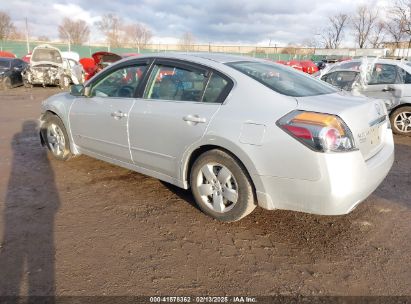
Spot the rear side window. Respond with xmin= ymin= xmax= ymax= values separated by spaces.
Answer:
xmin=203 ymin=73 xmax=229 ymax=103
xmin=228 ymin=61 xmax=337 ymax=97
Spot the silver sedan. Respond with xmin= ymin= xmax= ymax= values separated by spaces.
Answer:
xmin=39 ymin=53 xmax=394 ymax=221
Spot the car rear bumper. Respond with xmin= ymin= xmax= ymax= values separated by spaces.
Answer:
xmin=255 ymin=129 xmax=394 ymax=215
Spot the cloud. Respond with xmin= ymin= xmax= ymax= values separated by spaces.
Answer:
xmin=1 ymin=0 xmax=392 ymax=45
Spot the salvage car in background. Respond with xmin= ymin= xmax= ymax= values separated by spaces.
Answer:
xmin=62 ymin=51 xmax=85 ymax=85
xmin=0 ymin=57 xmax=27 ymax=89
xmin=276 ymin=60 xmax=319 ymax=74
xmin=0 ymin=51 xmax=16 ymax=58
xmin=39 ymin=53 xmax=394 ymax=222
xmin=80 ymin=51 xmax=122 ymax=81
xmin=22 ymin=44 xmax=73 ymax=89
xmin=319 ymin=58 xmax=411 ymax=136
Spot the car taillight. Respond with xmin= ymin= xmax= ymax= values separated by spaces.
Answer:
xmin=277 ymin=110 xmax=357 ymax=152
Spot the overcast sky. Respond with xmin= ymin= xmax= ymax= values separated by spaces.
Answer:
xmin=1 ymin=0 xmax=391 ymax=46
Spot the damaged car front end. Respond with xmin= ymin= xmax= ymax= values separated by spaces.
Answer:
xmin=22 ymin=44 xmax=71 ymax=89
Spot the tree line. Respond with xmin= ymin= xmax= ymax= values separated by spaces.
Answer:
xmin=313 ymin=0 xmax=411 ymax=49
xmin=0 ymin=12 xmax=155 ymax=52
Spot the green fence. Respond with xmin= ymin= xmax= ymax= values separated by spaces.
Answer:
xmin=0 ymin=40 xmax=327 ymax=62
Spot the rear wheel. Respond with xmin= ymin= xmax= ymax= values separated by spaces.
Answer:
xmin=42 ymin=114 xmax=73 ymax=161
xmin=390 ymin=106 xmax=411 ymax=136
xmin=190 ymin=149 xmax=256 ymax=222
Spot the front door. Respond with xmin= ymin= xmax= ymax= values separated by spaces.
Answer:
xmin=69 ymin=63 xmax=148 ymax=163
xmin=128 ymin=61 xmax=232 ymax=179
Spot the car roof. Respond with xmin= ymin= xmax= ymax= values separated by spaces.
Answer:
xmin=325 ymin=69 xmax=360 ymax=73
xmin=120 ymin=52 xmax=260 ymax=65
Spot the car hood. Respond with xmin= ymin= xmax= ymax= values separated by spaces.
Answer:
xmin=295 ymin=92 xmax=389 ymax=160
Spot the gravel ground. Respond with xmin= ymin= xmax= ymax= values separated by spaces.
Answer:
xmin=0 ymin=87 xmax=410 ymax=297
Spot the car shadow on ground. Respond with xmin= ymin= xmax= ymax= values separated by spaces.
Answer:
xmin=0 ymin=120 xmax=59 ymax=300
xmin=160 ymin=181 xmax=200 ymax=210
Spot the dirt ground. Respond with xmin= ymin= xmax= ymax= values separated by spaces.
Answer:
xmin=0 ymin=86 xmax=410 ymax=297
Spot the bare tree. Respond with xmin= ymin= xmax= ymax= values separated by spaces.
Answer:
xmin=351 ymin=6 xmax=379 ymax=48
xmin=368 ymin=21 xmax=386 ymax=48
xmin=96 ymin=14 xmax=122 ymax=48
xmin=321 ymin=13 xmax=349 ymax=49
xmin=385 ymin=0 xmax=411 ymax=49
xmin=58 ymin=18 xmax=90 ymax=45
xmin=123 ymin=23 xmax=152 ymax=52
xmin=179 ymin=32 xmax=195 ymax=51
xmin=0 ymin=11 xmax=15 ymax=42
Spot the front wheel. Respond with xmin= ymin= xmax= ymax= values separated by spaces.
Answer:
xmin=42 ymin=114 xmax=73 ymax=160
xmin=3 ymin=77 xmax=12 ymax=89
xmin=390 ymin=106 xmax=411 ymax=136
xmin=190 ymin=149 xmax=256 ymax=222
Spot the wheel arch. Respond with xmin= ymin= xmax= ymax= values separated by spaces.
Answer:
xmin=389 ymin=102 xmax=411 ymax=115
xmin=182 ymin=142 xmax=263 ymax=205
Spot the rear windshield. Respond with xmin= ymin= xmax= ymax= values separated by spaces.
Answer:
xmin=227 ymin=61 xmax=337 ymax=97
xmin=0 ymin=60 xmax=11 ymax=68
xmin=31 ymin=48 xmax=62 ymax=64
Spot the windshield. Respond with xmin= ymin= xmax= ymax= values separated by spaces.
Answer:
xmin=0 ymin=60 xmax=11 ymax=69
xmin=227 ymin=61 xmax=337 ymax=97
xmin=31 ymin=48 xmax=62 ymax=64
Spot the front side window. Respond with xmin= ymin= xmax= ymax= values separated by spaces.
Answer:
xmin=145 ymin=64 xmax=207 ymax=102
xmin=90 ymin=64 xmax=147 ymax=98
xmin=228 ymin=61 xmax=337 ymax=97
xmin=0 ymin=60 xmax=11 ymax=68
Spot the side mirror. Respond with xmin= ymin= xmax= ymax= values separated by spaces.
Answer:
xmin=70 ymin=84 xmax=85 ymax=96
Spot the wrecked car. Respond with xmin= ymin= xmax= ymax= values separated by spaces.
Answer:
xmin=79 ymin=51 xmax=122 ymax=81
xmin=22 ymin=44 xmax=72 ymax=89
xmin=319 ymin=58 xmax=411 ymax=136
xmin=62 ymin=52 xmax=85 ymax=85
xmin=0 ymin=57 xmax=27 ymax=89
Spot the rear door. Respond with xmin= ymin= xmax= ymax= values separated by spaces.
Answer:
xmin=128 ymin=59 xmax=233 ymax=178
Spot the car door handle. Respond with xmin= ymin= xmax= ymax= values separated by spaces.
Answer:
xmin=111 ymin=111 xmax=128 ymax=119
xmin=183 ymin=115 xmax=207 ymax=124
xmin=382 ymin=87 xmax=395 ymax=92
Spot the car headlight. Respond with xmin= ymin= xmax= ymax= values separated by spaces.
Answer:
xmin=277 ymin=110 xmax=357 ymax=153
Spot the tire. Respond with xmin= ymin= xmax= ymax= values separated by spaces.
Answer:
xmin=60 ymin=75 xmax=71 ymax=90
xmin=190 ymin=149 xmax=256 ymax=222
xmin=390 ymin=106 xmax=411 ymax=136
xmin=3 ymin=77 xmax=12 ymax=89
xmin=41 ymin=114 xmax=73 ymax=161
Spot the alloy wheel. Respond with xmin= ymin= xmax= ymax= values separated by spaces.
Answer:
xmin=196 ymin=162 xmax=239 ymax=213
xmin=46 ymin=123 xmax=66 ymax=157
xmin=394 ymin=111 xmax=411 ymax=133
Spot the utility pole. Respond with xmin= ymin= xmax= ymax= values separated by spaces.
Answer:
xmin=25 ymin=17 xmax=30 ymax=53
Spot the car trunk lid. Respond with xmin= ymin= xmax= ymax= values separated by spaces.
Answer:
xmin=296 ymin=92 xmax=388 ymax=160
